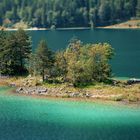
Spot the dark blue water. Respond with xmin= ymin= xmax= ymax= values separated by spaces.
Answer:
xmin=30 ymin=29 xmax=140 ymax=78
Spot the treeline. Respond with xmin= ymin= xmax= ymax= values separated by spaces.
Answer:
xmin=0 ymin=29 xmax=114 ymax=86
xmin=0 ymin=0 xmax=140 ymax=28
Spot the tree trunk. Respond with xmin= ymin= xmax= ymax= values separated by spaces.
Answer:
xmin=42 ymin=69 xmax=45 ymax=82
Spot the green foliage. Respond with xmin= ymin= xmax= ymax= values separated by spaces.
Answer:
xmin=28 ymin=53 xmax=38 ymax=76
xmin=29 ymin=40 xmax=54 ymax=81
xmin=55 ymin=51 xmax=67 ymax=78
xmin=0 ymin=0 xmax=139 ymax=28
xmin=1 ymin=30 xmax=114 ymax=86
xmin=0 ymin=29 xmax=31 ymax=75
xmin=55 ymin=38 xmax=114 ymax=86
xmin=28 ymin=38 xmax=114 ymax=86
xmin=0 ymin=27 xmax=114 ymax=86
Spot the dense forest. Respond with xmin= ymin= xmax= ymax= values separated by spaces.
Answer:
xmin=0 ymin=0 xmax=140 ymax=28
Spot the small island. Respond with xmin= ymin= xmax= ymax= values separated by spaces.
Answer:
xmin=0 ymin=29 xmax=140 ymax=104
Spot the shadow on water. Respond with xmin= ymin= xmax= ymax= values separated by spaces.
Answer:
xmin=0 ymin=120 xmax=140 ymax=140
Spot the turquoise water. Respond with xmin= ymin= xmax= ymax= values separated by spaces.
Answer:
xmin=0 ymin=87 xmax=140 ymax=140
xmin=30 ymin=29 xmax=140 ymax=78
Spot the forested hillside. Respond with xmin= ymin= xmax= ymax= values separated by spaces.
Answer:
xmin=0 ymin=0 xmax=140 ymax=28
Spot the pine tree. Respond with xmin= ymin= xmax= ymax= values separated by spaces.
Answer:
xmin=35 ymin=40 xmax=54 ymax=81
xmin=14 ymin=29 xmax=32 ymax=73
xmin=0 ymin=29 xmax=31 ymax=75
xmin=0 ymin=31 xmax=7 ymax=75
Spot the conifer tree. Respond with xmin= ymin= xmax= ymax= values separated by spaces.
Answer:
xmin=34 ymin=40 xmax=54 ymax=81
xmin=0 ymin=29 xmax=31 ymax=75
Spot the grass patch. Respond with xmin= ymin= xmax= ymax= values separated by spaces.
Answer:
xmin=112 ymin=95 xmax=125 ymax=101
xmin=127 ymin=94 xmax=139 ymax=102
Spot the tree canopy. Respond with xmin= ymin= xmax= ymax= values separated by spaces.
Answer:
xmin=55 ymin=38 xmax=114 ymax=86
xmin=0 ymin=29 xmax=114 ymax=86
xmin=29 ymin=40 xmax=54 ymax=81
xmin=0 ymin=0 xmax=139 ymax=28
xmin=0 ymin=29 xmax=31 ymax=75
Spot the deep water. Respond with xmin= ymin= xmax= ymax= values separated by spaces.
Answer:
xmin=0 ymin=87 xmax=140 ymax=140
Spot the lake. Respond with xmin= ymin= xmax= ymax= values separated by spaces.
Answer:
xmin=30 ymin=29 xmax=140 ymax=78
xmin=0 ymin=87 xmax=140 ymax=140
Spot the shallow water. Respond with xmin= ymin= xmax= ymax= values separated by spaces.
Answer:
xmin=0 ymin=87 xmax=140 ymax=140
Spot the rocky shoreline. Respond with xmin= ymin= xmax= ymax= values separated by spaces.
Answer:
xmin=16 ymin=85 xmax=124 ymax=100
xmin=1 ymin=76 xmax=140 ymax=103
xmin=16 ymin=86 xmax=92 ymax=98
